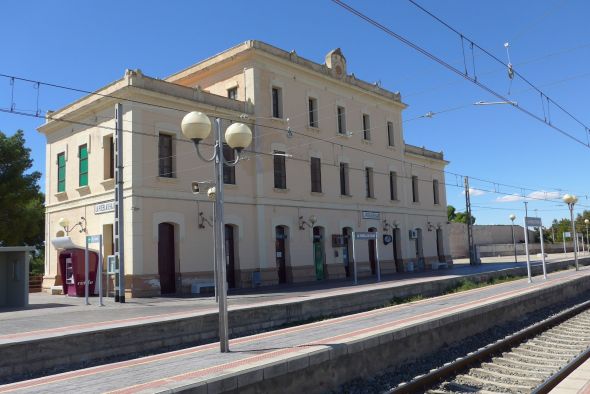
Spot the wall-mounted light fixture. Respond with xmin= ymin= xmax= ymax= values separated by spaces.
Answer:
xmin=298 ymin=215 xmax=317 ymax=230
xmin=58 ymin=216 xmax=87 ymax=235
xmin=427 ymin=222 xmax=435 ymax=232
xmin=198 ymin=212 xmax=213 ymax=229
xmin=383 ymin=219 xmax=391 ymax=232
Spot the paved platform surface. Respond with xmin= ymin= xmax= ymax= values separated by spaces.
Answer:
xmin=0 ymin=252 xmax=580 ymax=344
xmin=1 ymin=260 xmax=590 ymax=393
xmin=550 ymin=357 xmax=590 ymax=393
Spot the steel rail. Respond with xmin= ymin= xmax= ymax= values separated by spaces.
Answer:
xmin=388 ymin=299 xmax=590 ymax=394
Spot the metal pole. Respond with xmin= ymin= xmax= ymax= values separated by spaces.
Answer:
xmin=587 ymin=224 xmax=589 ymax=255
xmin=375 ymin=232 xmax=381 ymax=282
xmin=98 ymin=235 xmax=104 ymax=306
xmin=569 ymin=205 xmax=579 ymax=271
xmin=523 ymin=202 xmax=532 ymax=283
xmin=214 ymin=118 xmax=229 ymax=352
xmin=85 ymin=236 xmax=90 ymax=305
xmin=539 ymin=226 xmax=547 ymax=280
xmin=563 ymin=232 xmax=566 ymax=254
xmin=115 ymin=103 xmax=125 ymax=303
xmin=352 ymin=231 xmax=357 ymax=285
xmin=511 ymin=221 xmax=517 ymax=263
xmin=464 ymin=177 xmax=476 ymax=265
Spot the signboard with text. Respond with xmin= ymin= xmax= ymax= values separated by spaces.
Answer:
xmin=355 ymin=232 xmax=377 ymax=240
xmin=95 ymin=201 xmax=115 ymax=215
xmin=362 ymin=211 xmax=380 ymax=220
xmin=525 ymin=217 xmax=542 ymax=227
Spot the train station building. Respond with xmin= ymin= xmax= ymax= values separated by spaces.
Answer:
xmin=39 ymin=40 xmax=451 ymax=297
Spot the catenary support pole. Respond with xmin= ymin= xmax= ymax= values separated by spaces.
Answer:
xmin=115 ymin=103 xmax=125 ymax=302
xmin=524 ymin=202 xmax=532 ymax=283
xmin=375 ymin=232 xmax=381 ymax=282
xmin=352 ymin=231 xmax=357 ymax=285
xmin=539 ymin=226 xmax=547 ymax=280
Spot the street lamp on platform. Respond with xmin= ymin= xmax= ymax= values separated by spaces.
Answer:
xmin=563 ymin=194 xmax=579 ymax=271
xmin=585 ymin=219 xmax=590 ymax=255
xmin=509 ymin=214 xmax=517 ymax=263
xmin=181 ymin=111 xmax=252 ymax=353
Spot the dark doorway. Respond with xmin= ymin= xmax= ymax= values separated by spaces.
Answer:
xmin=276 ymin=226 xmax=288 ymax=284
xmin=392 ymin=228 xmax=403 ymax=273
xmin=342 ymin=227 xmax=353 ymax=277
xmin=368 ymin=227 xmax=377 ymax=275
xmin=313 ymin=226 xmax=325 ymax=280
xmin=415 ymin=228 xmax=424 ymax=270
xmin=225 ymin=225 xmax=236 ymax=289
xmin=436 ymin=228 xmax=445 ymax=262
xmin=158 ymin=223 xmax=176 ymax=294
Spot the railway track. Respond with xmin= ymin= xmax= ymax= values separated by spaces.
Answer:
xmin=390 ymin=300 xmax=590 ymax=394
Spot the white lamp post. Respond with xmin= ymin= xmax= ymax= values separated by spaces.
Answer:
xmin=181 ymin=111 xmax=252 ymax=353
xmin=585 ymin=219 xmax=589 ymax=255
xmin=509 ymin=214 xmax=517 ymax=263
xmin=563 ymin=194 xmax=579 ymax=271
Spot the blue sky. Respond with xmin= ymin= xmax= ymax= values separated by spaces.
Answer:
xmin=1 ymin=0 xmax=589 ymax=225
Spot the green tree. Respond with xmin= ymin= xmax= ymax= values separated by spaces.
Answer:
xmin=447 ymin=205 xmax=475 ymax=224
xmin=447 ymin=205 xmax=456 ymax=221
xmin=0 ymin=130 xmax=45 ymax=250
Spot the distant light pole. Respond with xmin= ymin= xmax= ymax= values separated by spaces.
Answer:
xmin=181 ymin=111 xmax=253 ymax=353
xmin=563 ymin=194 xmax=579 ymax=271
xmin=586 ymin=219 xmax=590 ymax=255
xmin=509 ymin=214 xmax=517 ymax=263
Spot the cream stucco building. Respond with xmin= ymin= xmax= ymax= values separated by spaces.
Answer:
xmin=40 ymin=40 xmax=451 ymax=297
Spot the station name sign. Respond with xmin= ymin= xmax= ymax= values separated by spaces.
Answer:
xmin=524 ymin=217 xmax=542 ymax=227
xmin=95 ymin=200 xmax=115 ymax=215
xmin=362 ymin=211 xmax=380 ymax=220
xmin=355 ymin=231 xmax=377 ymax=240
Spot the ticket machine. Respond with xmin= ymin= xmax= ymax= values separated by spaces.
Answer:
xmin=58 ymin=248 xmax=98 ymax=297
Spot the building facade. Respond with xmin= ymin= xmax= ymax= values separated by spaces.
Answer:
xmin=40 ymin=41 xmax=451 ymax=297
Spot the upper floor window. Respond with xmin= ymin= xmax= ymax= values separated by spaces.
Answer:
xmin=433 ymin=179 xmax=440 ymax=205
xmin=365 ymin=167 xmax=374 ymax=198
xmin=274 ymin=151 xmax=286 ymax=189
xmin=57 ymin=152 xmax=66 ymax=193
xmin=339 ymin=162 xmax=350 ymax=195
xmin=310 ymin=157 xmax=322 ymax=193
xmin=103 ymin=135 xmax=114 ymax=180
xmin=272 ymin=87 xmax=283 ymax=118
xmin=223 ymin=143 xmax=236 ymax=184
xmin=227 ymin=87 xmax=238 ymax=100
xmin=337 ymin=106 xmax=346 ymax=134
xmin=308 ymin=97 xmax=318 ymax=128
xmin=158 ymin=134 xmax=174 ymax=178
xmin=387 ymin=122 xmax=395 ymax=146
xmin=362 ymin=114 xmax=371 ymax=140
xmin=412 ymin=175 xmax=419 ymax=202
xmin=389 ymin=171 xmax=398 ymax=201
xmin=78 ymin=144 xmax=88 ymax=187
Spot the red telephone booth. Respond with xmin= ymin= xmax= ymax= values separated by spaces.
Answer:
xmin=58 ymin=248 xmax=98 ymax=297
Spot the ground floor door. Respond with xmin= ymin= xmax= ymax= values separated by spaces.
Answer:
xmin=276 ymin=226 xmax=287 ymax=284
xmin=313 ymin=227 xmax=325 ymax=280
xmin=436 ymin=228 xmax=445 ymax=262
xmin=342 ymin=227 xmax=352 ymax=277
xmin=392 ymin=228 xmax=403 ymax=273
xmin=368 ymin=227 xmax=377 ymax=274
xmin=158 ymin=223 xmax=175 ymax=294
xmin=415 ymin=229 xmax=424 ymax=270
xmin=225 ymin=225 xmax=236 ymax=289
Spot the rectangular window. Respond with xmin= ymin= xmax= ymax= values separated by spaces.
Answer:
xmin=389 ymin=171 xmax=398 ymax=201
xmin=227 ymin=87 xmax=238 ymax=100
xmin=412 ymin=175 xmax=419 ymax=203
xmin=387 ymin=121 xmax=395 ymax=146
xmin=103 ymin=135 xmax=114 ymax=180
xmin=433 ymin=179 xmax=440 ymax=205
xmin=339 ymin=162 xmax=349 ymax=195
xmin=57 ymin=152 xmax=66 ymax=193
xmin=310 ymin=157 xmax=322 ymax=193
xmin=274 ymin=151 xmax=286 ymax=189
xmin=158 ymin=134 xmax=174 ymax=178
xmin=308 ymin=98 xmax=318 ymax=128
xmin=365 ymin=167 xmax=374 ymax=198
xmin=362 ymin=114 xmax=371 ymax=140
xmin=337 ymin=106 xmax=346 ymax=134
xmin=272 ymin=87 xmax=282 ymax=118
xmin=78 ymin=144 xmax=88 ymax=187
xmin=223 ymin=143 xmax=236 ymax=184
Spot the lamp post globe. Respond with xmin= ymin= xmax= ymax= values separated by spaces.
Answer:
xmin=181 ymin=111 xmax=212 ymax=141
xmin=585 ymin=219 xmax=590 ymax=225
xmin=563 ymin=194 xmax=576 ymax=205
xmin=58 ymin=217 xmax=69 ymax=229
xmin=225 ymin=122 xmax=252 ymax=151
xmin=509 ymin=214 xmax=516 ymax=222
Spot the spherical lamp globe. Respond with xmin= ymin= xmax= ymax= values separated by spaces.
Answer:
xmin=585 ymin=219 xmax=589 ymax=225
xmin=225 ymin=122 xmax=252 ymax=151
xmin=563 ymin=194 xmax=577 ymax=205
xmin=181 ymin=111 xmax=211 ymax=141
xmin=509 ymin=214 xmax=516 ymax=222
xmin=58 ymin=217 xmax=69 ymax=228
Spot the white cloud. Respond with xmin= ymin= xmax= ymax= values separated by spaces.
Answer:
xmin=496 ymin=193 xmax=524 ymax=203
xmin=495 ymin=190 xmax=562 ymax=203
xmin=462 ymin=188 xmax=486 ymax=197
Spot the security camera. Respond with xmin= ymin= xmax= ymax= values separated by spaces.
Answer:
xmin=207 ymin=186 xmax=216 ymax=201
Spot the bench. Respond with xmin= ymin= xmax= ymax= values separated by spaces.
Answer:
xmin=190 ymin=280 xmax=215 ymax=295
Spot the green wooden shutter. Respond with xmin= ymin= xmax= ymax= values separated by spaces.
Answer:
xmin=57 ymin=153 xmax=66 ymax=192
xmin=79 ymin=145 xmax=88 ymax=187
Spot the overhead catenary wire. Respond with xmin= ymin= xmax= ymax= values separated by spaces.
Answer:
xmin=330 ymin=0 xmax=590 ymax=149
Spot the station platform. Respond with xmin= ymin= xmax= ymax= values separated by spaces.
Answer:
xmin=1 ymin=253 xmax=590 ymax=393
xmin=550 ymin=358 xmax=590 ymax=393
